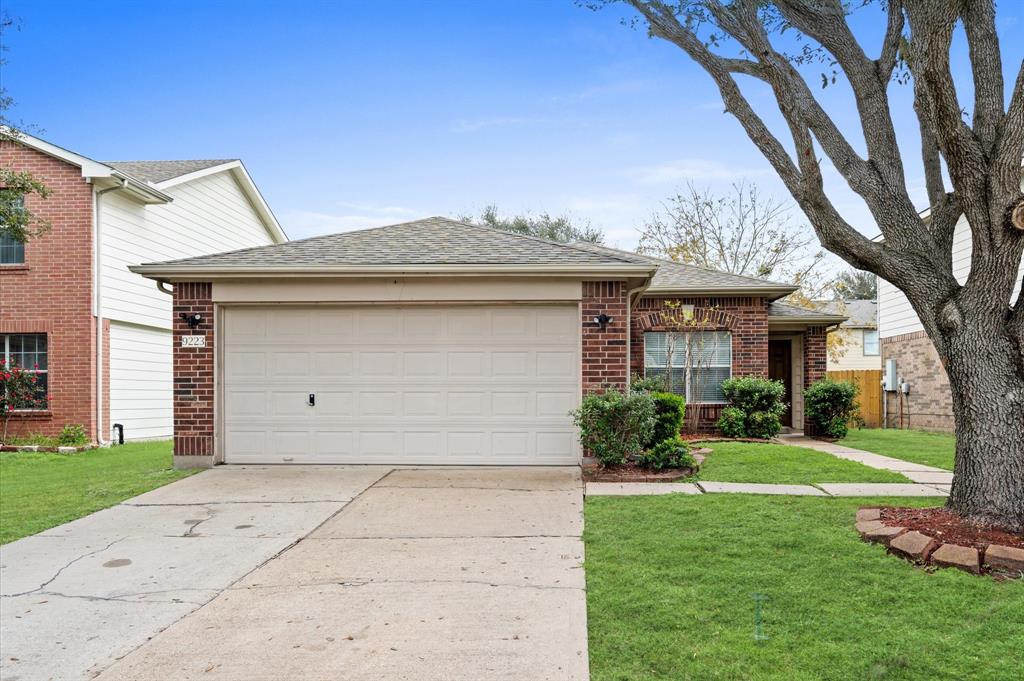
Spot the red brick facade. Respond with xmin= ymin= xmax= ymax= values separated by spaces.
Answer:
xmin=631 ymin=296 xmax=770 ymax=428
xmin=172 ymin=283 xmax=215 ymax=460
xmin=802 ymin=325 xmax=828 ymax=433
xmin=881 ymin=330 xmax=953 ymax=432
xmin=0 ymin=142 xmax=103 ymax=441
xmin=581 ymin=281 xmax=629 ymax=394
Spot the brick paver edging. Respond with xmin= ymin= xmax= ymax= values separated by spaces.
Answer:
xmin=855 ymin=508 xmax=1024 ymax=577
xmin=0 ymin=444 xmax=98 ymax=454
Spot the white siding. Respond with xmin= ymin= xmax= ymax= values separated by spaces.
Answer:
xmin=99 ymin=170 xmax=277 ymax=328
xmin=827 ymin=328 xmax=882 ymax=371
xmin=879 ymin=214 xmax=1024 ymax=338
xmin=109 ymin=322 xmax=173 ymax=440
xmin=99 ymin=168 xmax=279 ymax=440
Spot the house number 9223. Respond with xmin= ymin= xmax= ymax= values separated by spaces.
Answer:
xmin=181 ymin=335 xmax=206 ymax=348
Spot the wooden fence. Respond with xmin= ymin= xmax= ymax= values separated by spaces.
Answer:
xmin=826 ymin=369 xmax=883 ymax=428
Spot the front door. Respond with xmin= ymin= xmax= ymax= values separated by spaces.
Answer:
xmin=768 ymin=340 xmax=793 ymax=427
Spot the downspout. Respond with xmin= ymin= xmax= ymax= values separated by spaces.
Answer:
xmin=94 ymin=179 xmax=126 ymax=444
xmin=624 ymin=279 xmax=653 ymax=390
xmin=155 ymin=280 xmax=174 ymax=296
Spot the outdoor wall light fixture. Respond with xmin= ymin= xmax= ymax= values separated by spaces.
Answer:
xmin=593 ymin=313 xmax=614 ymax=329
xmin=179 ymin=312 xmax=203 ymax=329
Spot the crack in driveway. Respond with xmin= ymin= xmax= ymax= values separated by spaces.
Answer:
xmin=2 ymin=538 xmax=126 ymax=598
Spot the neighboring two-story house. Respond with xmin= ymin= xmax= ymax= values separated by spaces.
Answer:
xmin=818 ymin=300 xmax=881 ymax=372
xmin=878 ymin=188 xmax=1024 ymax=432
xmin=1 ymin=133 xmax=286 ymax=444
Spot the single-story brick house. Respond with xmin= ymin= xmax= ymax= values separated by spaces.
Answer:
xmin=130 ymin=217 xmax=845 ymax=468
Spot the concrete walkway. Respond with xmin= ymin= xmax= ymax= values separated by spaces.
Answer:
xmin=586 ymin=436 xmax=952 ymax=498
xmin=1 ymin=466 xmax=588 ymax=681
xmin=780 ymin=435 xmax=955 ymax=485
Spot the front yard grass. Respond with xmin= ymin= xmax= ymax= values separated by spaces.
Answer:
xmin=691 ymin=441 xmax=908 ymax=484
xmin=0 ymin=440 xmax=194 ymax=544
xmin=585 ymin=494 xmax=1023 ymax=680
xmin=841 ymin=428 xmax=956 ymax=471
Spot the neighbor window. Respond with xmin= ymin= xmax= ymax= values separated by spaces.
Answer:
xmin=644 ymin=331 xmax=732 ymax=402
xmin=863 ymin=329 xmax=879 ymax=356
xmin=1 ymin=196 xmax=26 ymax=264
xmin=1 ymin=334 xmax=48 ymax=408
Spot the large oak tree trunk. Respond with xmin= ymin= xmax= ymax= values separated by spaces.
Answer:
xmin=942 ymin=314 xmax=1024 ymax=533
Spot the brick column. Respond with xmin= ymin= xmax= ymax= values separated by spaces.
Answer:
xmin=172 ymin=283 xmax=215 ymax=467
xmin=582 ymin=281 xmax=628 ymax=394
xmin=803 ymin=325 xmax=828 ymax=434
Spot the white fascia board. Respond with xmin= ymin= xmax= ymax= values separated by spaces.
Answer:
xmin=155 ymin=161 xmax=288 ymax=243
xmin=645 ymin=285 xmax=798 ymax=300
xmin=129 ymin=263 xmax=658 ymax=280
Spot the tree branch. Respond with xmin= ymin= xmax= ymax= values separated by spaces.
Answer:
xmin=961 ymin=0 xmax=1004 ymax=154
xmin=878 ymin=0 xmax=904 ymax=81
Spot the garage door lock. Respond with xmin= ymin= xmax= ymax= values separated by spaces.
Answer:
xmin=308 ymin=393 xmax=315 ymax=407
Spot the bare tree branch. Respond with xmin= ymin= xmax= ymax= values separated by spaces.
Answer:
xmin=962 ymin=0 xmax=1004 ymax=154
xmin=878 ymin=0 xmax=904 ymax=81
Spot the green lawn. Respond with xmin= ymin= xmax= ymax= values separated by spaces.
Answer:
xmin=0 ymin=440 xmax=195 ymax=544
xmin=841 ymin=428 xmax=956 ymax=471
xmin=691 ymin=441 xmax=909 ymax=484
xmin=585 ymin=494 xmax=1023 ymax=680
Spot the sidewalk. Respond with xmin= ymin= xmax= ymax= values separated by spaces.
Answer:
xmin=587 ymin=436 xmax=952 ymax=498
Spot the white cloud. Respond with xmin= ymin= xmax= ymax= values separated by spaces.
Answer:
xmin=449 ymin=116 xmax=530 ymax=133
xmin=280 ymin=203 xmax=421 ymax=239
xmin=564 ymin=193 xmax=652 ymax=248
xmin=625 ymin=158 xmax=770 ymax=185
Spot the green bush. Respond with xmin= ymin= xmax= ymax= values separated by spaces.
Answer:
xmin=745 ymin=411 xmax=782 ymax=440
xmin=58 ymin=424 xmax=89 ymax=447
xmin=630 ymin=374 xmax=667 ymax=393
xmin=571 ymin=388 xmax=656 ymax=465
xmin=804 ymin=379 xmax=859 ymax=439
xmin=715 ymin=376 xmax=787 ymax=439
xmin=638 ymin=436 xmax=696 ymax=470
xmin=717 ymin=406 xmax=747 ymax=438
xmin=646 ymin=391 xmax=686 ymax=448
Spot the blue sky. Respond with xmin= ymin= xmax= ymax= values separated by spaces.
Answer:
xmin=3 ymin=1 xmax=1021 ymax=249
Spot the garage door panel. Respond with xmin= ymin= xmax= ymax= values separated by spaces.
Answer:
xmin=223 ymin=305 xmax=579 ymax=464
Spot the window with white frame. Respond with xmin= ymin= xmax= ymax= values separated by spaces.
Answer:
xmin=644 ymin=331 xmax=732 ymax=402
xmin=2 ymin=334 xmax=48 ymax=408
xmin=862 ymin=329 xmax=880 ymax=356
xmin=1 ymin=195 xmax=27 ymax=264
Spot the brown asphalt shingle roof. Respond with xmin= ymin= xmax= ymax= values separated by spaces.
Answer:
xmin=105 ymin=160 xmax=236 ymax=184
xmin=139 ymin=217 xmax=654 ymax=268
xmin=569 ymin=242 xmax=797 ymax=295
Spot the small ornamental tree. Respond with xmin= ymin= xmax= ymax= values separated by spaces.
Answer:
xmin=0 ymin=358 xmax=49 ymax=444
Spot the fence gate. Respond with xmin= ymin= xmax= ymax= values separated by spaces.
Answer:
xmin=826 ymin=369 xmax=883 ymax=428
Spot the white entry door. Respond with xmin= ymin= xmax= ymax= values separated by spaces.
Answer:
xmin=221 ymin=305 xmax=580 ymax=464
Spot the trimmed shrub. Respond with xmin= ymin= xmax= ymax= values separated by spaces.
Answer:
xmin=58 ymin=424 xmax=89 ymax=447
xmin=745 ymin=411 xmax=782 ymax=440
xmin=638 ymin=436 xmax=696 ymax=470
xmin=646 ymin=391 xmax=686 ymax=448
xmin=717 ymin=406 xmax=747 ymax=438
xmin=804 ymin=378 xmax=859 ymax=439
xmin=571 ymin=389 xmax=656 ymax=465
xmin=630 ymin=374 xmax=667 ymax=393
xmin=716 ymin=376 xmax=787 ymax=439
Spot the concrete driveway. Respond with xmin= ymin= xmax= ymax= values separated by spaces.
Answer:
xmin=1 ymin=466 xmax=587 ymax=681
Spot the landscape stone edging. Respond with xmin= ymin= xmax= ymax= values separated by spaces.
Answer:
xmin=0 ymin=444 xmax=97 ymax=454
xmin=855 ymin=507 xmax=1024 ymax=577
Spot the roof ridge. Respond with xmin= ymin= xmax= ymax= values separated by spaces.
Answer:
xmin=448 ymin=217 xmax=647 ymax=265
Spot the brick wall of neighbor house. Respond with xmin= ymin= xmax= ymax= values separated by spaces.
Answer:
xmin=581 ymin=281 xmax=629 ymax=394
xmin=631 ymin=296 xmax=769 ymax=429
xmin=172 ymin=283 xmax=215 ymax=462
xmin=802 ymin=326 xmax=828 ymax=434
xmin=881 ymin=330 xmax=954 ymax=432
xmin=0 ymin=141 xmax=100 ymax=441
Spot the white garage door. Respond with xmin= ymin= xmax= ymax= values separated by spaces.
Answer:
xmin=222 ymin=305 xmax=580 ymax=464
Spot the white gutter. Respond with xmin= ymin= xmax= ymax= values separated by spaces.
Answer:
xmin=94 ymin=179 xmax=126 ymax=444
xmin=129 ymin=263 xmax=658 ymax=279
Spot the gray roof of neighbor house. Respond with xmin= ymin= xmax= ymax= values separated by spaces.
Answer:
xmin=570 ymin=242 xmax=798 ymax=300
xmin=105 ymin=160 xmax=236 ymax=184
xmin=131 ymin=217 xmax=656 ymax=275
xmin=816 ymin=299 xmax=877 ymax=327
xmin=767 ymin=301 xmax=848 ymax=324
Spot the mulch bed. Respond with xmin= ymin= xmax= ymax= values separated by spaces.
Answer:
xmin=583 ymin=461 xmax=695 ymax=482
xmin=879 ymin=507 xmax=1024 ymax=551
